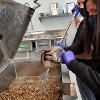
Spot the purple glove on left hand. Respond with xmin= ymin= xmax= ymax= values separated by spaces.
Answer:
xmin=56 ymin=43 xmax=69 ymax=51
xmin=56 ymin=43 xmax=65 ymax=49
xmin=61 ymin=51 xmax=75 ymax=65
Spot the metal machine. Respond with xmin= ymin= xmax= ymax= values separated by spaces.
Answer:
xmin=0 ymin=0 xmax=40 ymax=92
xmin=0 ymin=1 xmax=76 ymax=99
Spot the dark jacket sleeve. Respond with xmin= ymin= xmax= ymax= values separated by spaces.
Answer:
xmin=68 ymin=60 xmax=100 ymax=98
xmin=64 ymin=20 xmax=85 ymax=54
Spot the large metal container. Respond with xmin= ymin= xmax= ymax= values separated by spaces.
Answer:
xmin=0 ymin=0 xmax=39 ymax=94
xmin=14 ymin=60 xmax=63 ymax=96
xmin=0 ymin=1 xmax=76 ymax=99
xmin=0 ymin=59 xmax=76 ymax=100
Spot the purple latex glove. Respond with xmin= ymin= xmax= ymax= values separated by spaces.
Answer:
xmin=56 ymin=43 xmax=65 ymax=49
xmin=61 ymin=51 xmax=75 ymax=65
xmin=56 ymin=43 xmax=69 ymax=51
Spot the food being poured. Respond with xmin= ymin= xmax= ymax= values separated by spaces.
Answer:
xmin=41 ymin=47 xmax=63 ymax=68
xmin=37 ymin=47 xmax=63 ymax=93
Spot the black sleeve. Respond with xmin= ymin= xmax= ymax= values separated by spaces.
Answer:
xmin=68 ymin=60 xmax=100 ymax=98
xmin=64 ymin=20 xmax=85 ymax=54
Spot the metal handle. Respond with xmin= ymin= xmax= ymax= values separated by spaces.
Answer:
xmin=60 ymin=12 xmax=78 ymax=45
xmin=25 ymin=2 xmax=34 ymax=30
xmin=34 ymin=0 xmax=38 ymax=3
xmin=25 ymin=0 xmax=41 ymax=10
xmin=25 ymin=2 xmax=30 ymax=7
xmin=60 ymin=17 xmax=73 ymax=44
xmin=33 ymin=0 xmax=41 ymax=9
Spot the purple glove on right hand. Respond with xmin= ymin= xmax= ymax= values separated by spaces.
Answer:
xmin=61 ymin=51 xmax=75 ymax=65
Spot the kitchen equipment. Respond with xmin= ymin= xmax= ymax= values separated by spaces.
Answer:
xmin=60 ymin=8 xmax=79 ymax=45
xmin=39 ymin=16 xmax=74 ymax=87
xmin=60 ymin=16 xmax=73 ymax=45
xmin=0 ymin=0 xmax=40 ymax=92
xmin=0 ymin=60 xmax=74 ymax=99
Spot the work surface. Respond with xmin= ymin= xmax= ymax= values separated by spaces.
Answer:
xmin=23 ymin=30 xmax=66 ymax=41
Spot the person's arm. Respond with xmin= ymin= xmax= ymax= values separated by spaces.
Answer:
xmin=58 ymin=19 xmax=85 ymax=54
xmin=61 ymin=51 xmax=100 ymax=98
xmin=68 ymin=60 xmax=100 ymax=97
xmin=64 ymin=20 xmax=85 ymax=54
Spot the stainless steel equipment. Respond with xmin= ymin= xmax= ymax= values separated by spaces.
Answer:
xmin=0 ymin=1 xmax=77 ymax=99
xmin=0 ymin=0 xmax=40 ymax=92
xmin=0 ymin=58 xmax=77 ymax=99
xmin=0 ymin=60 xmax=71 ymax=99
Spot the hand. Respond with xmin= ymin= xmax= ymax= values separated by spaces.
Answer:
xmin=61 ymin=51 xmax=75 ymax=65
xmin=56 ymin=43 xmax=69 ymax=51
xmin=56 ymin=43 xmax=65 ymax=49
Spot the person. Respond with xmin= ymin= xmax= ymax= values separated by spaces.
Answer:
xmin=64 ymin=0 xmax=96 ymax=99
xmin=40 ymin=0 xmax=100 ymax=100
xmin=46 ymin=0 xmax=97 ymax=99
xmin=61 ymin=0 xmax=100 ymax=99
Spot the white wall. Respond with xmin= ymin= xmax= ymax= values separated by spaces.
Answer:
xmin=15 ymin=0 xmax=77 ymax=46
